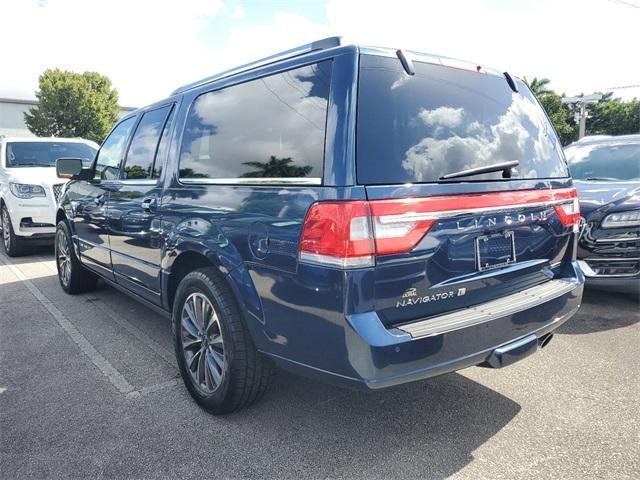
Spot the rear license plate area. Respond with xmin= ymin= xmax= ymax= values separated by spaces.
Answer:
xmin=476 ymin=231 xmax=516 ymax=271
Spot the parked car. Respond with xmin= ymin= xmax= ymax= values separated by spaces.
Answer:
xmin=565 ymin=134 xmax=640 ymax=294
xmin=0 ymin=136 xmax=98 ymax=256
xmin=54 ymin=38 xmax=584 ymax=414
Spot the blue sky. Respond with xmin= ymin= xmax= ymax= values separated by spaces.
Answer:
xmin=1 ymin=0 xmax=638 ymax=106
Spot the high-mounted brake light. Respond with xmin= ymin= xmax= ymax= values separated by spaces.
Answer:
xmin=299 ymin=187 xmax=580 ymax=269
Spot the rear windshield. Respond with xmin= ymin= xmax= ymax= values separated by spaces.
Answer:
xmin=356 ymin=55 xmax=568 ymax=184
xmin=6 ymin=141 xmax=96 ymax=168
xmin=565 ymin=142 xmax=640 ymax=181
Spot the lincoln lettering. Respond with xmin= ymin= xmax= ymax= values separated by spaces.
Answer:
xmin=456 ymin=211 xmax=549 ymax=230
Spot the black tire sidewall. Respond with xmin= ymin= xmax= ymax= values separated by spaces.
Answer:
xmin=172 ymin=270 xmax=235 ymax=412
xmin=55 ymin=220 xmax=83 ymax=293
xmin=2 ymin=205 xmax=25 ymax=257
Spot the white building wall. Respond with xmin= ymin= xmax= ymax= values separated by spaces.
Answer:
xmin=0 ymin=98 xmax=136 ymax=138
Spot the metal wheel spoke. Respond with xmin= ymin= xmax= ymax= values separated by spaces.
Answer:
xmin=182 ymin=337 xmax=202 ymax=350
xmin=181 ymin=315 xmax=200 ymax=339
xmin=209 ymin=348 xmax=225 ymax=370
xmin=180 ymin=292 xmax=225 ymax=394
xmin=206 ymin=351 xmax=223 ymax=386
xmin=197 ymin=348 xmax=207 ymax=384
xmin=183 ymin=300 xmax=199 ymax=333
xmin=210 ymin=334 xmax=223 ymax=346
xmin=187 ymin=349 xmax=202 ymax=371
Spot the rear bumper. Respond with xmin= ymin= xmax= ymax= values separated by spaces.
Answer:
xmin=266 ymin=270 xmax=583 ymax=390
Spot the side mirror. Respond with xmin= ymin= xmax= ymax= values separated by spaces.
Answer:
xmin=56 ymin=158 xmax=84 ymax=179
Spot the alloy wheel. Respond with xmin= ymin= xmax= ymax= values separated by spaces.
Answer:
xmin=180 ymin=292 xmax=226 ymax=393
xmin=2 ymin=209 xmax=10 ymax=251
xmin=56 ymin=230 xmax=71 ymax=287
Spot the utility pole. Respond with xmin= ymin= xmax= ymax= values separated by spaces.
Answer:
xmin=562 ymin=93 xmax=603 ymax=139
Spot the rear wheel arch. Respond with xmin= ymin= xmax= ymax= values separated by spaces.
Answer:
xmin=166 ymin=250 xmax=266 ymax=348
xmin=166 ymin=251 xmax=226 ymax=310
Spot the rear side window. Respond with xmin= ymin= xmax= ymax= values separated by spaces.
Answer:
xmin=357 ymin=55 xmax=568 ymax=184
xmin=122 ymin=105 xmax=173 ymax=180
xmin=179 ymin=61 xmax=332 ymax=183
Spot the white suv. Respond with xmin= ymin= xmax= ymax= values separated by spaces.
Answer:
xmin=0 ymin=136 xmax=98 ymax=256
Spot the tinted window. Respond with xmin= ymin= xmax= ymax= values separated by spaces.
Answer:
xmin=94 ymin=117 xmax=135 ymax=180
xmin=5 ymin=142 xmax=96 ymax=168
xmin=179 ymin=61 xmax=332 ymax=182
xmin=123 ymin=105 xmax=172 ymax=180
xmin=154 ymin=107 xmax=175 ymax=178
xmin=357 ymin=55 xmax=568 ymax=184
xmin=566 ymin=142 xmax=640 ymax=181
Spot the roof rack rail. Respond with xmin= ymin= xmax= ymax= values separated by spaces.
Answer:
xmin=171 ymin=36 xmax=342 ymax=96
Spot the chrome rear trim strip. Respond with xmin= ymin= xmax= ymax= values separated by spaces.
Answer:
xmin=397 ymin=279 xmax=578 ymax=339
xmin=376 ymin=199 xmax=570 ymax=224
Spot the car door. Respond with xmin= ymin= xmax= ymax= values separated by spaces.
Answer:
xmin=106 ymin=104 xmax=174 ymax=304
xmin=72 ymin=116 xmax=137 ymax=279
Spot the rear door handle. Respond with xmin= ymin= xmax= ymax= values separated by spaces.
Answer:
xmin=141 ymin=197 xmax=157 ymax=212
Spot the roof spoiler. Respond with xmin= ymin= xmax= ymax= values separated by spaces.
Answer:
xmin=171 ymin=36 xmax=342 ymax=96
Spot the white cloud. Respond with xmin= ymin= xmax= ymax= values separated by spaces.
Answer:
xmin=418 ymin=107 xmax=465 ymax=128
xmin=402 ymin=95 xmax=564 ymax=182
xmin=0 ymin=0 xmax=638 ymax=108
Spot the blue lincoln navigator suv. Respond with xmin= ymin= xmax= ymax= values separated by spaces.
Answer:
xmin=54 ymin=37 xmax=584 ymax=414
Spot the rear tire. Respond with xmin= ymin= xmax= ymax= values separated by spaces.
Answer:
xmin=1 ymin=205 xmax=28 ymax=257
xmin=173 ymin=268 xmax=272 ymax=414
xmin=55 ymin=220 xmax=98 ymax=294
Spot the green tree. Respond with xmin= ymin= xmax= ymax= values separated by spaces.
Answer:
xmin=24 ymin=69 xmax=120 ymax=143
xmin=524 ymin=77 xmax=553 ymax=97
xmin=538 ymin=93 xmax=579 ymax=145
xmin=587 ymin=94 xmax=640 ymax=136
xmin=240 ymin=156 xmax=312 ymax=178
xmin=524 ymin=76 xmax=578 ymax=145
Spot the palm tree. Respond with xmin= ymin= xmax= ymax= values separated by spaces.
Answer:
xmin=524 ymin=77 xmax=553 ymax=98
xmin=240 ymin=155 xmax=312 ymax=178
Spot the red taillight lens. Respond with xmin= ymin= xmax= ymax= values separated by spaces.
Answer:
xmin=299 ymin=201 xmax=375 ymax=268
xmin=299 ymin=187 xmax=580 ymax=268
xmin=553 ymin=188 xmax=580 ymax=231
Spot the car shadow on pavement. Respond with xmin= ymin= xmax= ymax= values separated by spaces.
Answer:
xmin=557 ymin=288 xmax=639 ymax=335
xmin=185 ymin=370 xmax=522 ymax=479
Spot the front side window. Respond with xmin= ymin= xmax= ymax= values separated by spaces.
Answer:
xmin=357 ymin=55 xmax=569 ymax=184
xmin=179 ymin=60 xmax=332 ymax=183
xmin=94 ymin=117 xmax=136 ymax=181
xmin=5 ymin=142 xmax=96 ymax=168
xmin=122 ymin=105 xmax=173 ymax=180
xmin=566 ymin=142 xmax=640 ymax=181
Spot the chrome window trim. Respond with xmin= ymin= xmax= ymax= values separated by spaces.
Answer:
xmin=179 ymin=177 xmax=322 ymax=186
xmin=397 ymin=279 xmax=579 ymax=339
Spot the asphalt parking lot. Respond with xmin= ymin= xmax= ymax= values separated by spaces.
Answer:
xmin=1 ymin=248 xmax=638 ymax=479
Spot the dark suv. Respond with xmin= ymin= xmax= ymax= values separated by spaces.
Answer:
xmin=54 ymin=38 xmax=584 ymax=414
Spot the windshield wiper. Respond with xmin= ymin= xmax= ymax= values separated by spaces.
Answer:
xmin=439 ymin=160 xmax=519 ymax=180
xmin=584 ymin=177 xmax=619 ymax=181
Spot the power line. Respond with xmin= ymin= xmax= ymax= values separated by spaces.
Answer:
xmin=604 ymin=83 xmax=640 ymax=90
xmin=608 ymin=0 xmax=640 ymax=9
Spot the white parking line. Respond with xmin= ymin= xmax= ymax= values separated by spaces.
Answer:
xmin=0 ymin=252 xmax=181 ymax=399
xmin=0 ymin=253 xmax=135 ymax=395
xmin=86 ymin=296 xmax=177 ymax=368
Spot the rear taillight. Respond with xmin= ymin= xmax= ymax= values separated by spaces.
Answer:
xmin=552 ymin=189 xmax=581 ymax=231
xmin=299 ymin=202 xmax=375 ymax=268
xmin=299 ymin=187 xmax=580 ymax=268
